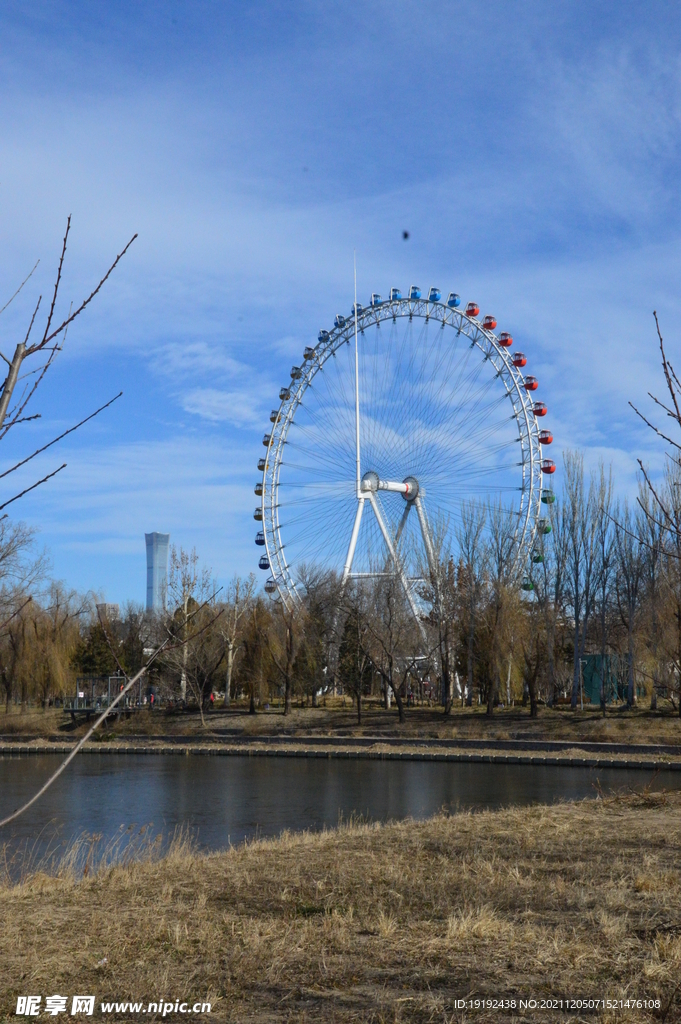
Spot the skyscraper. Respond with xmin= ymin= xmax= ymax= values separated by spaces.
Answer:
xmin=145 ymin=532 xmax=170 ymax=611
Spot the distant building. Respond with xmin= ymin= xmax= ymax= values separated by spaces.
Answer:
xmin=145 ymin=532 xmax=170 ymax=611
xmin=96 ymin=603 xmax=120 ymax=622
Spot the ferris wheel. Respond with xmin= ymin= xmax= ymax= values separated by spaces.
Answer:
xmin=254 ymin=286 xmax=555 ymax=612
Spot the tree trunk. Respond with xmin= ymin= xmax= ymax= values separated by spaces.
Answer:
xmin=284 ymin=675 xmax=292 ymax=715
xmin=0 ymin=342 xmax=26 ymax=431
xmin=506 ymin=654 xmax=512 ymax=706
xmin=571 ymin=619 xmax=580 ymax=709
xmin=486 ymin=671 xmax=494 ymax=717
xmin=390 ymin=680 xmax=405 ymax=723
xmin=466 ymin=619 xmax=474 ymax=706
xmin=627 ymin=611 xmax=634 ymax=707
xmin=356 ymin=691 xmax=361 ymax=724
xmin=224 ymin=641 xmax=233 ymax=707
xmin=600 ymin=606 xmax=607 ymax=717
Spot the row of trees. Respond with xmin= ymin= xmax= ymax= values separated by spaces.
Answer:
xmin=3 ymin=448 xmax=681 ymax=724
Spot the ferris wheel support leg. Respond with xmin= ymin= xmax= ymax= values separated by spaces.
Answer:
xmin=341 ymin=496 xmax=365 ymax=586
xmin=367 ymin=492 xmax=427 ymax=643
xmin=413 ymin=495 xmax=437 ymax=581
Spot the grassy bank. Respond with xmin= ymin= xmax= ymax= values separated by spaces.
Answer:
xmin=3 ymin=701 xmax=681 ymax=748
xmin=1 ymin=792 xmax=680 ymax=1022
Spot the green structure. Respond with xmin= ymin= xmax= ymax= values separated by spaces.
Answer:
xmin=581 ymin=655 xmax=624 ymax=704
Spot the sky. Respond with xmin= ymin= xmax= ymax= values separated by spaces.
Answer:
xmin=1 ymin=0 xmax=681 ymax=605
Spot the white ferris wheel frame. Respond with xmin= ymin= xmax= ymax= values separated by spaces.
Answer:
xmin=258 ymin=293 xmax=543 ymax=612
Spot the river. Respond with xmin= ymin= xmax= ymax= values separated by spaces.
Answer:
xmin=0 ymin=753 xmax=675 ymax=876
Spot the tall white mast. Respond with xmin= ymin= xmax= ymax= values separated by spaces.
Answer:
xmin=354 ymin=251 xmax=361 ymax=498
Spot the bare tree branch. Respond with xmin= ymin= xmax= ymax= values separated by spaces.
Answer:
xmin=0 ymin=392 xmax=122 ymax=483
xmin=0 ymin=464 xmax=67 ymax=512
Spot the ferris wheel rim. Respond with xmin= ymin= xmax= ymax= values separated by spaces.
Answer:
xmin=259 ymin=295 xmax=543 ymax=608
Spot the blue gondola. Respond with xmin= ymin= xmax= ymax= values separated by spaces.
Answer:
xmin=258 ymin=556 xmax=270 ymax=570
xmin=390 ymin=287 xmax=402 ymax=301
xmin=428 ymin=287 xmax=441 ymax=302
xmin=409 ymin=285 xmax=421 ymax=300
xmin=370 ymin=293 xmax=382 ymax=307
xmin=334 ymin=314 xmax=346 ymax=327
xmin=447 ymin=292 xmax=461 ymax=308
xmin=318 ymin=329 xmax=329 ymax=343
xmin=255 ymin=532 xmax=265 ymax=546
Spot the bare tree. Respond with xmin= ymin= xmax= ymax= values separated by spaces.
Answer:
xmin=594 ymin=464 xmax=615 ymax=714
xmin=266 ymin=599 xmax=303 ymax=715
xmin=483 ymin=499 xmax=516 ymax=716
xmin=614 ymin=500 xmax=645 ymax=707
xmin=455 ymin=500 xmax=486 ymax=707
xmin=167 ymin=545 xmax=212 ymax=703
xmin=563 ymin=451 xmax=599 ymax=709
xmin=220 ymin=574 xmax=256 ymax=706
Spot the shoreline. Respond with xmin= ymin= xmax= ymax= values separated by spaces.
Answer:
xmin=2 ymin=736 xmax=681 ymax=770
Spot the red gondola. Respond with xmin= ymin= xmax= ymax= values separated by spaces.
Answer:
xmin=465 ymin=302 xmax=479 ymax=317
xmin=523 ymin=376 xmax=538 ymax=391
xmin=532 ymin=402 xmax=547 ymax=417
xmin=512 ymin=351 xmax=526 ymax=367
xmin=541 ymin=459 xmax=556 ymax=474
xmin=498 ymin=332 xmax=513 ymax=347
xmin=483 ymin=315 xmax=497 ymax=330
xmin=538 ymin=429 xmax=553 ymax=445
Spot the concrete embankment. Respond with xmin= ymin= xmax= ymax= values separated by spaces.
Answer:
xmin=1 ymin=733 xmax=681 ymax=770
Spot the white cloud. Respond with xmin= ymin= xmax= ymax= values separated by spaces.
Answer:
xmin=180 ymin=387 xmax=263 ymax=426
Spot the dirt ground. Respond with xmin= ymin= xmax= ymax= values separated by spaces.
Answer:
xmin=1 ymin=790 xmax=680 ymax=1022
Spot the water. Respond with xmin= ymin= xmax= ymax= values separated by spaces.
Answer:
xmin=0 ymin=753 xmax=676 ymax=873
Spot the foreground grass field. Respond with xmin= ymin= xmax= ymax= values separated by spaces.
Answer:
xmin=1 ymin=790 xmax=680 ymax=1022
xmin=3 ymin=700 xmax=681 ymax=747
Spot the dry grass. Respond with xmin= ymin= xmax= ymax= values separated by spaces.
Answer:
xmin=2 ymin=793 xmax=681 ymax=1022
xmin=4 ymin=701 xmax=681 ymax=748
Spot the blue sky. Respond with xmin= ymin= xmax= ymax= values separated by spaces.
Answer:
xmin=1 ymin=0 xmax=680 ymax=604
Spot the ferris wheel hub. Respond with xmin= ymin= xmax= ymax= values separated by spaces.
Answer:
xmin=360 ymin=471 xmax=419 ymax=501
